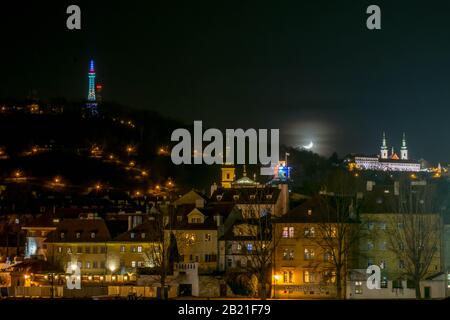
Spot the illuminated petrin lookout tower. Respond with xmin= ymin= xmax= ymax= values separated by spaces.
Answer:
xmin=88 ymin=60 xmax=96 ymax=102
xmin=85 ymin=59 xmax=99 ymax=117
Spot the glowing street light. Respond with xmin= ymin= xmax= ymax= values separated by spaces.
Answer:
xmin=126 ymin=145 xmax=135 ymax=155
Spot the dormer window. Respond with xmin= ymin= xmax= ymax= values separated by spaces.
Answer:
xmin=90 ymin=232 xmax=96 ymax=239
xmin=191 ymin=217 xmax=201 ymax=223
xmin=249 ymin=194 xmax=256 ymax=200
xmin=60 ymin=232 xmax=65 ymax=239
xmin=130 ymin=232 xmax=135 ymax=239
xmin=233 ymin=195 xmax=240 ymax=200
xmin=307 ymin=209 xmax=312 ymax=216
xmin=216 ymin=195 xmax=223 ymax=201
xmin=266 ymin=194 xmax=273 ymax=200
xmin=76 ymin=232 xmax=81 ymax=239
xmin=141 ymin=233 xmax=146 ymax=239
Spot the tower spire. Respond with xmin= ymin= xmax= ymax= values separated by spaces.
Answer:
xmin=380 ymin=132 xmax=388 ymax=159
xmin=401 ymin=132 xmax=407 ymax=148
xmin=400 ymin=132 xmax=408 ymax=160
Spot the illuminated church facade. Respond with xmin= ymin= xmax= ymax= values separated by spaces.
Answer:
xmin=347 ymin=133 xmax=421 ymax=172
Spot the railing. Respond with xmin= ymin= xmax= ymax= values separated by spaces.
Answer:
xmin=174 ymin=262 xmax=198 ymax=271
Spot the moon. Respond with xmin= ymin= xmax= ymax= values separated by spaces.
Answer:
xmin=302 ymin=141 xmax=314 ymax=150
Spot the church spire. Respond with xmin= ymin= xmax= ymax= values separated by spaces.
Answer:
xmin=400 ymin=132 xmax=408 ymax=160
xmin=380 ymin=132 xmax=388 ymax=159
xmin=242 ymin=164 xmax=247 ymax=177
xmin=401 ymin=132 xmax=407 ymax=149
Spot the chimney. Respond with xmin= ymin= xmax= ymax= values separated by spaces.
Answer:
xmin=214 ymin=214 xmax=223 ymax=227
xmin=210 ymin=182 xmax=218 ymax=197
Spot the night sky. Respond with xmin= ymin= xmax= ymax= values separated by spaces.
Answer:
xmin=1 ymin=1 xmax=450 ymax=163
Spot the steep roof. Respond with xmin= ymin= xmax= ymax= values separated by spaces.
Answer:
xmin=275 ymin=195 xmax=357 ymax=224
xmin=22 ymin=214 xmax=59 ymax=229
xmin=173 ymin=190 xmax=209 ymax=206
xmin=45 ymin=218 xmax=111 ymax=243
xmin=113 ymin=220 xmax=161 ymax=242
xmin=210 ymin=187 xmax=281 ymax=204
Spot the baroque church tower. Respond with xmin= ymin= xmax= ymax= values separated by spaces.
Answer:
xmin=400 ymin=132 xmax=408 ymax=160
xmin=380 ymin=132 xmax=388 ymax=159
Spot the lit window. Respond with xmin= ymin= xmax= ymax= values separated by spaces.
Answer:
xmin=304 ymin=248 xmax=315 ymax=260
xmin=130 ymin=233 xmax=135 ymax=239
xmin=282 ymin=249 xmax=295 ymax=260
xmin=304 ymin=271 xmax=315 ymax=283
xmin=137 ymin=246 xmax=142 ymax=253
xmin=330 ymin=226 xmax=337 ymax=238
xmin=205 ymin=233 xmax=211 ymax=241
xmin=283 ymin=271 xmax=294 ymax=283
xmin=355 ymin=281 xmax=363 ymax=294
xmin=67 ymin=247 xmax=72 ymax=254
xmin=131 ymin=261 xmax=136 ymax=268
xmin=57 ymin=247 xmax=62 ymax=253
xmin=323 ymin=270 xmax=336 ymax=284
xmin=76 ymin=232 xmax=81 ymax=239
xmin=282 ymin=227 xmax=289 ymax=238
xmin=85 ymin=261 xmax=91 ymax=269
xmin=120 ymin=246 xmax=125 ymax=253
xmin=141 ymin=233 xmax=146 ymax=239
xmin=60 ymin=232 xmax=65 ymax=239
xmin=289 ymin=227 xmax=295 ymax=238
xmin=304 ymin=227 xmax=315 ymax=237
xmin=90 ymin=232 xmax=96 ymax=239
xmin=247 ymin=243 xmax=253 ymax=252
